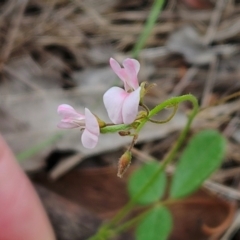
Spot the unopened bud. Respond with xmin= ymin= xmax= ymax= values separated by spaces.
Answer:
xmin=117 ymin=151 xmax=132 ymax=178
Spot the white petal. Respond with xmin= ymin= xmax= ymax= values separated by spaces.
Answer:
xmin=122 ymin=87 xmax=141 ymax=124
xmin=84 ymin=108 xmax=100 ymax=136
xmin=103 ymin=87 xmax=128 ymax=124
xmin=81 ymin=129 xmax=99 ymax=149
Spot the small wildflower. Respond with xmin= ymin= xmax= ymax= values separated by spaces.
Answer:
xmin=103 ymin=58 xmax=141 ymax=124
xmin=57 ymin=104 xmax=99 ymax=149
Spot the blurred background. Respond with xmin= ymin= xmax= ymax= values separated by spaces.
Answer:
xmin=1 ymin=0 xmax=240 ymax=239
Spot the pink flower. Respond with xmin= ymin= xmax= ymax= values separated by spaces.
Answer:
xmin=57 ymin=104 xmax=100 ymax=149
xmin=109 ymin=58 xmax=140 ymax=91
xmin=103 ymin=58 xmax=141 ymax=124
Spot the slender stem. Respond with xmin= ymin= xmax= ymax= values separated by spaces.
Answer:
xmin=113 ymin=208 xmax=151 ymax=235
xmin=108 ymin=197 xmax=183 ymax=238
xmin=108 ymin=95 xmax=198 ymax=225
xmin=140 ymin=102 xmax=150 ymax=115
xmin=100 ymin=124 xmax=130 ymax=133
xmin=128 ymin=134 xmax=138 ymax=151
xmin=112 ymin=197 xmax=180 ymax=236
xmin=88 ymin=225 xmax=110 ymax=240
xmin=148 ymin=105 xmax=178 ymax=124
xmin=89 ymin=94 xmax=198 ymax=239
xmin=149 ymin=95 xmax=198 ymax=117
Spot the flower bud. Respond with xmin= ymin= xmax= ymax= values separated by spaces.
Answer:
xmin=117 ymin=151 xmax=132 ymax=178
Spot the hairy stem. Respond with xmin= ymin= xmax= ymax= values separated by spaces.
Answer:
xmin=100 ymin=124 xmax=130 ymax=133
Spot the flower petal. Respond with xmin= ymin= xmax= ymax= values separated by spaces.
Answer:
xmin=57 ymin=104 xmax=84 ymax=119
xmin=57 ymin=120 xmax=79 ymax=129
xmin=123 ymin=58 xmax=140 ymax=90
xmin=103 ymin=87 xmax=128 ymax=124
xmin=81 ymin=108 xmax=99 ymax=149
xmin=109 ymin=58 xmax=121 ymax=74
xmin=81 ymin=129 xmax=99 ymax=149
xmin=109 ymin=58 xmax=129 ymax=90
xmin=84 ymin=108 xmax=100 ymax=136
xmin=122 ymin=87 xmax=141 ymax=124
xmin=123 ymin=58 xmax=140 ymax=73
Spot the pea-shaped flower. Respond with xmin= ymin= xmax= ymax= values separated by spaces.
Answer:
xmin=103 ymin=58 xmax=141 ymax=124
xmin=57 ymin=104 xmax=100 ymax=149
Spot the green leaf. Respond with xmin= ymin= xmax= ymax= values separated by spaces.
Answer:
xmin=128 ymin=161 xmax=166 ymax=205
xmin=170 ymin=130 xmax=226 ymax=199
xmin=136 ymin=206 xmax=172 ymax=240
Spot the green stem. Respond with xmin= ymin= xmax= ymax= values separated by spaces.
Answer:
xmin=89 ymin=94 xmax=198 ymax=239
xmin=100 ymin=198 xmax=179 ymax=239
xmin=136 ymin=95 xmax=197 ymax=133
xmin=100 ymin=124 xmax=130 ymax=133
xmin=132 ymin=0 xmax=165 ymax=58
xmin=148 ymin=105 xmax=178 ymax=124
xmin=113 ymin=197 xmax=178 ymax=236
xmin=114 ymin=208 xmax=151 ymax=235
xmin=112 ymin=95 xmax=198 ymax=223
xmin=140 ymin=102 xmax=150 ymax=115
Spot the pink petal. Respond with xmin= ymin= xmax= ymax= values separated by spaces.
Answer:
xmin=81 ymin=108 xmax=99 ymax=148
xmin=123 ymin=58 xmax=140 ymax=90
xmin=81 ymin=129 xmax=99 ymax=149
xmin=57 ymin=120 xmax=79 ymax=129
xmin=84 ymin=108 xmax=100 ymax=136
xmin=57 ymin=104 xmax=84 ymax=119
xmin=109 ymin=58 xmax=129 ymax=90
xmin=103 ymin=87 xmax=128 ymax=124
xmin=109 ymin=58 xmax=121 ymax=74
xmin=122 ymin=87 xmax=141 ymax=124
xmin=123 ymin=58 xmax=140 ymax=74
